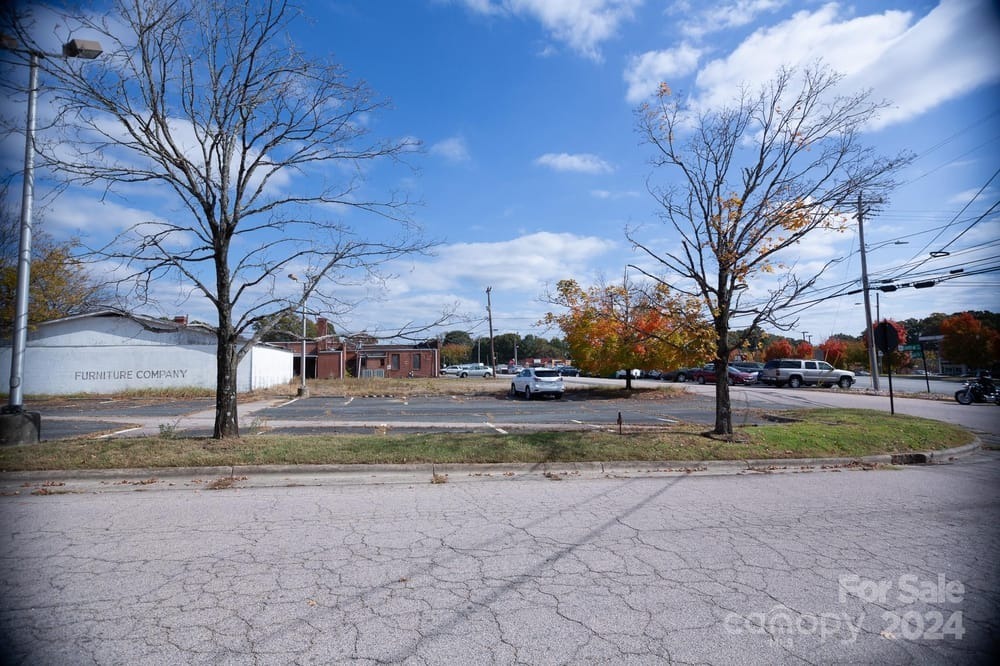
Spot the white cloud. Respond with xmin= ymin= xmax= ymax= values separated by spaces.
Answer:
xmin=453 ymin=0 xmax=641 ymax=60
xmin=430 ymin=136 xmax=472 ymax=163
xmin=591 ymin=189 xmax=640 ymax=199
xmin=535 ymin=152 xmax=613 ymax=174
xmin=686 ymin=0 xmax=1000 ymax=129
xmin=327 ymin=231 xmax=620 ymax=335
xmin=847 ymin=0 xmax=1000 ymax=129
xmin=409 ymin=231 xmax=615 ymax=290
xmin=624 ymin=44 xmax=703 ymax=104
xmin=42 ymin=193 xmax=164 ymax=237
xmin=693 ymin=3 xmax=912 ymax=113
xmin=678 ymin=0 xmax=787 ymax=39
xmin=948 ymin=186 xmax=996 ymax=206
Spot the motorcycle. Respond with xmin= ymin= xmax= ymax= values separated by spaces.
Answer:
xmin=954 ymin=380 xmax=1000 ymax=405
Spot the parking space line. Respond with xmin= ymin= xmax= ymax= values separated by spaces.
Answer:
xmin=97 ymin=426 xmax=142 ymax=438
xmin=486 ymin=422 xmax=508 ymax=434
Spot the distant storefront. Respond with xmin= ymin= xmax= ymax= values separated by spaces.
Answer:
xmin=0 ymin=310 xmax=293 ymax=395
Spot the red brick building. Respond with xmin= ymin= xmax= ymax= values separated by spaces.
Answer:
xmin=272 ymin=319 xmax=441 ymax=380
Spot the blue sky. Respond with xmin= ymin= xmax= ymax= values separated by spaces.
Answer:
xmin=5 ymin=0 xmax=1000 ymax=347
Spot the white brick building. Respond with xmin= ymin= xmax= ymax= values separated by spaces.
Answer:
xmin=0 ymin=311 xmax=293 ymax=395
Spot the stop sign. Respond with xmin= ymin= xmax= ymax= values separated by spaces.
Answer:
xmin=873 ymin=322 xmax=899 ymax=354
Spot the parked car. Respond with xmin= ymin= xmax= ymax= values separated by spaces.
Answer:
xmin=693 ymin=363 xmax=757 ymax=385
xmin=510 ymin=367 xmax=564 ymax=400
xmin=441 ymin=365 xmax=462 ymax=376
xmin=456 ymin=363 xmax=494 ymax=378
xmin=644 ymin=369 xmax=664 ymax=380
xmin=661 ymin=367 xmax=697 ymax=382
xmin=759 ymin=359 xmax=855 ymax=388
xmin=731 ymin=361 xmax=764 ymax=382
xmin=557 ymin=366 xmax=581 ymax=377
xmin=615 ymin=369 xmax=643 ymax=379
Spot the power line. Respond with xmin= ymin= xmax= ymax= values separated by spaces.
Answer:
xmin=916 ymin=169 xmax=998 ymax=252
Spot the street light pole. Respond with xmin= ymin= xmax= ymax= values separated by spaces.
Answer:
xmin=486 ymin=287 xmax=496 ymax=376
xmin=6 ymin=51 xmax=39 ymax=415
xmin=0 ymin=38 xmax=103 ymax=445
xmin=288 ymin=274 xmax=310 ymax=398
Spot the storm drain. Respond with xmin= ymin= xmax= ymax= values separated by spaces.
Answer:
xmin=891 ymin=453 xmax=929 ymax=465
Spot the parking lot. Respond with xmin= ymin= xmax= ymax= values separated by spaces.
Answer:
xmin=23 ymin=376 xmax=999 ymax=441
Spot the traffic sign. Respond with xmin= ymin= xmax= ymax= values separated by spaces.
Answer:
xmin=874 ymin=322 xmax=899 ymax=354
xmin=901 ymin=343 xmax=922 ymax=352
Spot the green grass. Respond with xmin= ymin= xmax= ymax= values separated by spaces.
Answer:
xmin=0 ymin=408 xmax=973 ymax=472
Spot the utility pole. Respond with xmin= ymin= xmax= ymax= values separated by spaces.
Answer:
xmin=858 ymin=192 xmax=880 ymax=391
xmin=486 ymin=287 xmax=496 ymax=377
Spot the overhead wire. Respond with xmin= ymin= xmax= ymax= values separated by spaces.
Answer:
xmin=901 ymin=167 xmax=999 ymax=256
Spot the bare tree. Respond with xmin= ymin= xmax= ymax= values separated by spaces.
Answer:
xmin=5 ymin=0 xmax=449 ymax=437
xmin=630 ymin=65 xmax=910 ymax=435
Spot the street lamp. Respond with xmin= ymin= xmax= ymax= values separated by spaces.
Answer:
xmin=0 ymin=36 xmax=103 ymax=445
xmin=287 ymin=274 xmax=311 ymax=398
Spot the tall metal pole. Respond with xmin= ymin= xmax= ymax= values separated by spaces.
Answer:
xmin=1 ymin=39 xmax=103 ymax=445
xmin=5 ymin=53 xmax=38 ymax=412
xmin=858 ymin=192 xmax=881 ymax=391
xmin=288 ymin=274 xmax=310 ymax=397
xmin=299 ymin=282 xmax=308 ymax=397
xmin=486 ymin=287 xmax=496 ymax=376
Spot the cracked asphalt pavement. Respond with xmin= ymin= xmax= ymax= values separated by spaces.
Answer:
xmin=2 ymin=451 xmax=998 ymax=664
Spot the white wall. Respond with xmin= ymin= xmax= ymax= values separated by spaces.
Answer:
xmin=1 ymin=345 xmax=218 ymax=394
xmin=0 ymin=314 xmax=293 ymax=395
xmin=242 ymin=345 xmax=295 ymax=392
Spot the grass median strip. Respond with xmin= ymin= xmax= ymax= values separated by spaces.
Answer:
xmin=0 ymin=409 xmax=973 ymax=472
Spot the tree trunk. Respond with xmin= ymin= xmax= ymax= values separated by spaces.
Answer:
xmin=213 ymin=324 xmax=240 ymax=438
xmin=713 ymin=319 xmax=732 ymax=436
xmin=714 ymin=366 xmax=732 ymax=435
xmin=213 ymin=266 xmax=239 ymax=438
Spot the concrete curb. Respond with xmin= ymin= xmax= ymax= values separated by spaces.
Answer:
xmin=0 ymin=439 xmax=986 ymax=494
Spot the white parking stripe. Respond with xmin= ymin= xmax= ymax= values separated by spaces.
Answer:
xmin=486 ymin=422 xmax=508 ymax=434
xmin=97 ymin=426 xmax=142 ymax=438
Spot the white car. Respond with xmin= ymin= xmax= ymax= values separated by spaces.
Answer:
xmin=442 ymin=363 xmax=494 ymax=378
xmin=510 ymin=367 xmax=564 ymax=399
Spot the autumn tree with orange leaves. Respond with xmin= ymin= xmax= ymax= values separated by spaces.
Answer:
xmin=628 ymin=64 xmax=909 ymax=434
xmin=818 ymin=337 xmax=848 ymax=367
xmin=543 ymin=278 xmax=714 ymax=390
xmin=940 ymin=312 xmax=1000 ymax=370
